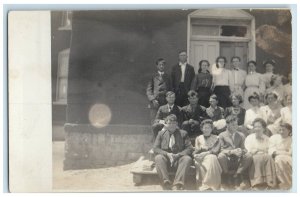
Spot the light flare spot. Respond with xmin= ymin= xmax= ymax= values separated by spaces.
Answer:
xmin=88 ymin=104 xmax=112 ymax=128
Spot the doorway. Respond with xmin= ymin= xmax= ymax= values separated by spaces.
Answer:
xmin=220 ymin=42 xmax=248 ymax=71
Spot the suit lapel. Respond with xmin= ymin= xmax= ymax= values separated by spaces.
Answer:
xmin=224 ymin=131 xmax=235 ymax=148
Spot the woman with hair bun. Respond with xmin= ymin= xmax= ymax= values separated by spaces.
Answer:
xmin=245 ymin=118 xmax=277 ymax=190
xmin=269 ymin=123 xmax=292 ymax=190
xmin=243 ymin=61 xmax=265 ymax=110
xmin=193 ymin=119 xmax=222 ymax=191
xmin=191 ymin=60 xmax=213 ymax=107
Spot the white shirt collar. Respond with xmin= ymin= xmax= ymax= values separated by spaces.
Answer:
xmin=158 ymin=71 xmax=164 ymax=75
xmin=179 ymin=62 xmax=187 ymax=66
xmin=168 ymin=104 xmax=174 ymax=108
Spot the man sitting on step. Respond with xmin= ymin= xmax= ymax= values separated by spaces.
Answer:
xmin=153 ymin=114 xmax=193 ymax=190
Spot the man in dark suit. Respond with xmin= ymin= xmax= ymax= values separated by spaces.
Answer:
xmin=218 ymin=115 xmax=253 ymax=190
xmin=153 ymin=114 xmax=193 ymax=190
xmin=146 ymin=58 xmax=172 ymax=124
xmin=181 ymin=90 xmax=207 ymax=143
xmin=152 ymin=91 xmax=182 ymax=141
xmin=171 ymin=51 xmax=195 ymax=107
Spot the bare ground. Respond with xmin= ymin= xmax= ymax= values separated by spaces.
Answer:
xmin=52 ymin=141 xmax=165 ymax=192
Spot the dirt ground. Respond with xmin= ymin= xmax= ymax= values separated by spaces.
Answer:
xmin=53 ymin=141 xmax=167 ymax=192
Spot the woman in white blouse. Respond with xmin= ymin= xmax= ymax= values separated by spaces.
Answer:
xmin=269 ymin=123 xmax=292 ymax=190
xmin=244 ymin=118 xmax=277 ymax=190
xmin=259 ymin=92 xmax=283 ymax=135
xmin=193 ymin=119 xmax=222 ymax=191
xmin=211 ymin=56 xmax=233 ymax=109
xmin=244 ymin=93 xmax=263 ymax=131
xmin=243 ymin=61 xmax=265 ymax=110
xmin=261 ymin=60 xmax=276 ymax=89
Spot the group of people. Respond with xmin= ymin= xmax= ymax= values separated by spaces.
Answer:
xmin=146 ymin=51 xmax=292 ymax=191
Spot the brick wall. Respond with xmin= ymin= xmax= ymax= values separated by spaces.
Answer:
xmin=63 ymin=123 xmax=152 ymax=170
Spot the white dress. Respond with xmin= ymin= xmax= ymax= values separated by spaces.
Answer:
xmin=194 ymin=135 xmax=222 ymax=190
xmin=244 ymin=107 xmax=264 ymax=129
xmin=261 ymin=72 xmax=273 ymax=89
xmin=243 ymin=72 xmax=265 ymax=110
xmin=269 ymin=134 xmax=292 ymax=189
xmin=259 ymin=104 xmax=282 ymax=134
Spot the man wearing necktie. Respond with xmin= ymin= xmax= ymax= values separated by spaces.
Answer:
xmin=171 ymin=51 xmax=195 ymax=107
xmin=152 ymin=91 xmax=182 ymax=141
xmin=146 ymin=58 xmax=172 ymax=125
xmin=153 ymin=114 xmax=193 ymax=190
xmin=218 ymin=115 xmax=253 ymax=190
xmin=230 ymin=56 xmax=247 ymax=100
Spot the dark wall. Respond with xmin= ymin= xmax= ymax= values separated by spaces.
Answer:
xmin=67 ymin=10 xmax=191 ymax=125
xmin=65 ymin=9 xmax=292 ymax=126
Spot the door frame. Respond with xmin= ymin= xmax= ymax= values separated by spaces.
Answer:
xmin=187 ymin=9 xmax=256 ymax=68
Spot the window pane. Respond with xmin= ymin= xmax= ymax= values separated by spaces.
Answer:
xmin=57 ymin=78 xmax=68 ymax=100
xmin=58 ymin=49 xmax=70 ymax=77
xmin=192 ymin=25 xmax=219 ymax=36
xmin=221 ymin=25 xmax=247 ymax=37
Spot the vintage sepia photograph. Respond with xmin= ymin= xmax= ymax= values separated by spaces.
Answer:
xmin=49 ymin=8 xmax=293 ymax=192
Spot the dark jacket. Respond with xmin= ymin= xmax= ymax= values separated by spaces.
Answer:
xmin=146 ymin=72 xmax=172 ymax=103
xmin=218 ymin=130 xmax=246 ymax=155
xmin=181 ymin=104 xmax=207 ymax=122
xmin=153 ymin=128 xmax=193 ymax=156
xmin=154 ymin=104 xmax=183 ymax=126
xmin=171 ymin=63 xmax=195 ymax=92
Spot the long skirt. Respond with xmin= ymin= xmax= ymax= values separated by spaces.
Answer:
xmin=213 ymin=86 xmax=231 ymax=109
xmin=274 ymin=155 xmax=292 ymax=189
xmin=194 ymin=154 xmax=222 ymax=190
xmin=248 ymin=154 xmax=277 ymax=188
xmin=197 ymin=87 xmax=211 ymax=107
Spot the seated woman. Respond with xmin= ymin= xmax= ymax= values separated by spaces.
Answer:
xmin=244 ymin=93 xmax=264 ymax=132
xmin=224 ymin=94 xmax=246 ymax=126
xmin=193 ymin=119 xmax=222 ymax=191
xmin=269 ymin=123 xmax=292 ymax=190
xmin=266 ymin=75 xmax=285 ymax=105
xmin=205 ymin=94 xmax=226 ymax=134
xmin=245 ymin=118 xmax=277 ymax=190
xmin=259 ymin=92 xmax=283 ymax=135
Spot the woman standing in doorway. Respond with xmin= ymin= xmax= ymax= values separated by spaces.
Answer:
xmin=211 ymin=56 xmax=232 ymax=109
xmin=191 ymin=60 xmax=213 ymax=107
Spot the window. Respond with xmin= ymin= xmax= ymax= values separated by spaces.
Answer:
xmin=58 ymin=11 xmax=72 ymax=30
xmin=56 ymin=48 xmax=70 ymax=103
xmin=192 ymin=25 xmax=219 ymax=36
xmin=221 ymin=25 xmax=247 ymax=37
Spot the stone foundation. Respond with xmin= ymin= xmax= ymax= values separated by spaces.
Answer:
xmin=63 ymin=123 xmax=152 ymax=170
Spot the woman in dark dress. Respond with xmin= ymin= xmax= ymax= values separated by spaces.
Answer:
xmin=224 ymin=93 xmax=246 ymax=126
xmin=191 ymin=60 xmax=213 ymax=107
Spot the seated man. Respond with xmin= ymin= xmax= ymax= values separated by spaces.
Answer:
xmin=218 ymin=115 xmax=253 ymax=190
xmin=153 ymin=114 xmax=193 ymax=190
xmin=152 ymin=91 xmax=182 ymax=141
xmin=181 ymin=90 xmax=207 ymax=143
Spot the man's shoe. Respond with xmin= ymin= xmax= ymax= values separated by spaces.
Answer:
xmin=172 ymin=184 xmax=184 ymax=191
xmin=162 ymin=180 xmax=172 ymax=190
